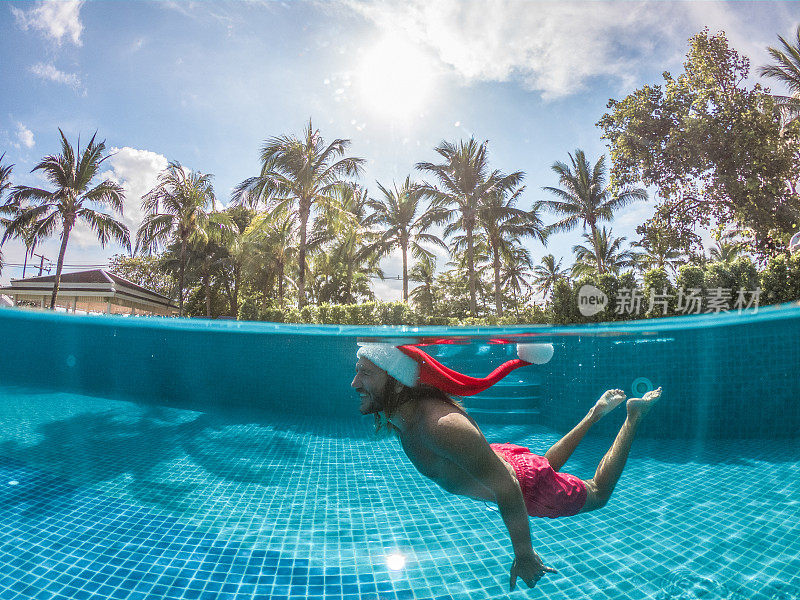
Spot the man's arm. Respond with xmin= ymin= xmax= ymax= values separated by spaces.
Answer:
xmin=421 ymin=407 xmax=557 ymax=589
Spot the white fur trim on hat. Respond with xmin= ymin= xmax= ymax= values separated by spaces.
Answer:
xmin=357 ymin=343 xmax=420 ymax=387
xmin=516 ymin=343 xmax=554 ymax=365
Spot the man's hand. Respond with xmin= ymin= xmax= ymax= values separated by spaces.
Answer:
xmin=509 ymin=552 xmax=558 ymax=591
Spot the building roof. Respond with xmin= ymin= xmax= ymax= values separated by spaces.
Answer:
xmin=0 ymin=269 xmax=178 ymax=312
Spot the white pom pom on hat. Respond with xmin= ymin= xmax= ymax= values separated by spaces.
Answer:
xmin=516 ymin=343 xmax=554 ymax=365
xmin=356 ymin=341 xmax=554 ymax=396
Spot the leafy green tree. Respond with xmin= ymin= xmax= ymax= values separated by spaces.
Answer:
xmin=598 ymin=28 xmax=800 ymax=257
xmin=759 ymin=25 xmax=800 ymax=134
xmin=571 ymin=227 xmax=636 ymax=277
xmin=477 ymin=184 xmax=547 ymax=315
xmin=542 ymin=149 xmax=645 ymax=263
xmin=135 ymin=161 xmax=216 ymax=316
xmin=366 ymin=176 xmax=446 ymax=302
xmin=233 ymin=119 xmax=365 ymax=308
xmin=3 ymin=130 xmax=130 ymax=308
xmin=531 ymin=254 xmax=569 ymax=302
xmin=417 ymin=138 xmax=524 ymax=316
xmin=108 ymin=253 xmax=176 ymax=299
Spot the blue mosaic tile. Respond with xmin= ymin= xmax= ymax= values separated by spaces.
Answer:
xmin=0 ymin=386 xmax=798 ymax=600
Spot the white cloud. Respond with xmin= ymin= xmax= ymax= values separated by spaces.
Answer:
xmin=345 ymin=0 xmax=689 ymax=99
xmin=100 ymin=147 xmax=169 ymax=235
xmin=345 ymin=0 xmax=792 ymax=100
xmin=30 ymin=62 xmax=81 ymax=88
xmin=16 ymin=123 xmax=35 ymax=149
xmin=11 ymin=0 xmax=84 ymax=46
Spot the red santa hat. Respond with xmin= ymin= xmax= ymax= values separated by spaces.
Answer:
xmin=356 ymin=340 xmax=553 ymax=396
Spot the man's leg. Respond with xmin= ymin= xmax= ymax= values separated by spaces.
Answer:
xmin=580 ymin=387 xmax=662 ymax=512
xmin=544 ymin=389 xmax=626 ymax=472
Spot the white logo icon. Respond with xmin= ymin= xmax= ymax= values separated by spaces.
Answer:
xmin=577 ymin=285 xmax=608 ymax=316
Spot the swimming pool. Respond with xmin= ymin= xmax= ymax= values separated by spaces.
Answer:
xmin=0 ymin=305 xmax=798 ymax=600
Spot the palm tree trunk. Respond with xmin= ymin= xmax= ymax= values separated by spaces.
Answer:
xmin=589 ymin=221 xmax=604 ymax=274
xmin=402 ymin=244 xmax=408 ymax=302
xmin=493 ymin=243 xmax=502 ymax=316
xmin=178 ymin=239 xmax=186 ymax=317
xmin=204 ymin=270 xmax=212 ymax=318
xmin=232 ymin=266 xmax=240 ymax=317
xmin=278 ymin=261 xmax=285 ymax=308
xmin=466 ymin=226 xmax=477 ymax=316
xmin=22 ymin=248 xmax=28 ymax=278
xmin=50 ymin=220 xmax=73 ymax=310
xmin=297 ymin=203 xmax=310 ymax=309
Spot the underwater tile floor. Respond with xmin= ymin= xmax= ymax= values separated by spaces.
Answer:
xmin=0 ymin=388 xmax=798 ymax=600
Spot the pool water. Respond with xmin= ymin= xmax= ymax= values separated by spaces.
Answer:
xmin=1 ymin=386 xmax=798 ymax=600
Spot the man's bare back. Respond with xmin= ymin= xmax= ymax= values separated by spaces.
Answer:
xmin=394 ymin=396 xmax=517 ymax=502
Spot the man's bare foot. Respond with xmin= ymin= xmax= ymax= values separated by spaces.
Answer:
xmin=592 ymin=389 xmax=627 ymax=419
xmin=626 ymin=387 xmax=662 ymax=419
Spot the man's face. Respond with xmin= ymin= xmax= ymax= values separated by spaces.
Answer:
xmin=351 ymin=357 xmax=391 ymax=415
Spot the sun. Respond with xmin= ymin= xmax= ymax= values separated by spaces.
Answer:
xmin=356 ymin=35 xmax=436 ymax=120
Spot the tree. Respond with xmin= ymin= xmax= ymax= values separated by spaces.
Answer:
xmin=216 ymin=206 xmax=255 ymax=317
xmin=309 ymin=184 xmax=381 ymax=304
xmin=477 ymin=184 xmax=547 ymax=315
xmin=0 ymin=153 xmax=14 ymax=275
xmin=571 ymin=227 xmax=636 ymax=277
xmin=500 ymin=246 xmax=535 ymax=316
xmin=233 ymin=119 xmax=365 ymax=308
xmin=366 ymin=176 xmax=446 ymax=302
xmin=108 ymin=254 xmax=176 ymax=298
xmin=243 ymin=208 xmax=297 ymax=309
xmin=598 ymin=28 xmax=800 ymax=257
xmin=759 ymin=25 xmax=800 ymax=133
xmin=632 ymin=221 xmax=688 ymax=275
xmin=531 ymin=254 xmax=569 ymax=302
xmin=408 ymin=253 xmax=438 ymax=314
xmin=708 ymin=229 xmax=746 ymax=264
xmin=3 ymin=130 xmax=130 ymax=308
xmin=542 ymin=149 xmax=646 ymax=262
xmin=135 ymin=161 xmax=216 ymax=316
xmin=417 ymin=138 xmax=524 ymax=316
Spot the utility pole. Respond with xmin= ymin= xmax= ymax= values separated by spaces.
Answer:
xmin=31 ymin=253 xmax=52 ymax=276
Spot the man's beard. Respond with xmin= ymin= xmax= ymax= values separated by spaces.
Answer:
xmin=360 ymin=379 xmax=395 ymax=415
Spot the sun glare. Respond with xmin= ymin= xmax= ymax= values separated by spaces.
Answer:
xmin=357 ymin=35 xmax=435 ymax=121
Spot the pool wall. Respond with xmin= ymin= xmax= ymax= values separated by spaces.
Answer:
xmin=1 ymin=304 xmax=798 ymax=439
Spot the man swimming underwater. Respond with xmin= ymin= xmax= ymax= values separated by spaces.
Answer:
xmin=351 ymin=341 xmax=662 ymax=591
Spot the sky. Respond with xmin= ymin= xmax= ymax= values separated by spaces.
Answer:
xmin=0 ymin=0 xmax=797 ymax=300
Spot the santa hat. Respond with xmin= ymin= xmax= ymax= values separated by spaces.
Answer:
xmin=356 ymin=341 xmax=553 ymax=396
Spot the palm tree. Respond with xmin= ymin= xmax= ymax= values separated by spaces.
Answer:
xmin=217 ymin=206 xmax=255 ymax=317
xmin=543 ymin=149 xmax=646 ymax=260
xmin=311 ymin=184 xmax=382 ymax=304
xmin=135 ymin=161 xmax=216 ymax=316
xmin=366 ymin=176 xmax=446 ymax=302
xmin=408 ymin=253 xmax=437 ymax=313
xmin=632 ymin=225 xmax=685 ymax=275
xmin=3 ymin=131 xmax=130 ymax=309
xmin=477 ymin=185 xmax=547 ymax=315
xmin=417 ymin=138 xmax=524 ymax=315
xmin=759 ymin=25 xmax=800 ymax=133
xmin=0 ymin=153 xmax=14 ymax=275
xmin=531 ymin=254 xmax=569 ymax=302
xmin=501 ymin=246 xmax=535 ymax=316
xmin=243 ymin=208 xmax=298 ymax=309
xmin=708 ymin=230 xmax=745 ymax=264
xmin=233 ymin=119 xmax=365 ymax=308
xmin=572 ymin=227 xmax=636 ymax=277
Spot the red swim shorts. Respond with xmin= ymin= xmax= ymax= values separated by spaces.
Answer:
xmin=490 ymin=442 xmax=587 ymax=519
